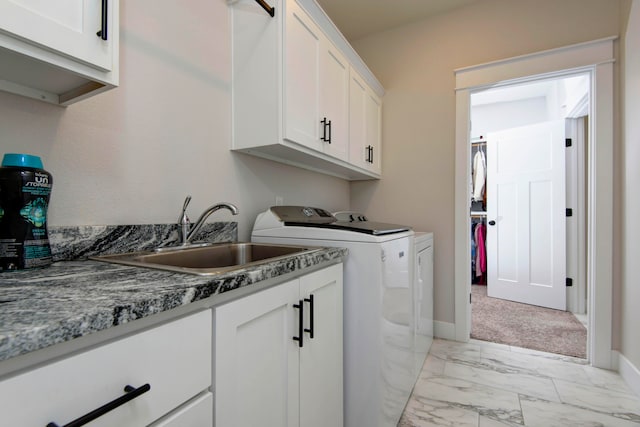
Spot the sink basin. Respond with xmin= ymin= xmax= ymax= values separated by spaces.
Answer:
xmin=92 ymin=243 xmax=319 ymax=276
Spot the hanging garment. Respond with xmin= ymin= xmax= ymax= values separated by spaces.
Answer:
xmin=475 ymin=223 xmax=486 ymax=277
xmin=472 ymin=150 xmax=486 ymax=202
xmin=471 ymin=223 xmax=477 ymax=275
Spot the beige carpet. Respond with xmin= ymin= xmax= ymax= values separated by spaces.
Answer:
xmin=471 ymin=285 xmax=587 ymax=358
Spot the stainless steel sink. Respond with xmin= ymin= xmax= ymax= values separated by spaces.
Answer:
xmin=92 ymin=243 xmax=319 ymax=276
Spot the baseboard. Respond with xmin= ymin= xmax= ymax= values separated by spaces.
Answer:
xmin=434 ymin=320 xmax=456 ymax=341
xmin=617 ymin=351 xmax=640 ymax=399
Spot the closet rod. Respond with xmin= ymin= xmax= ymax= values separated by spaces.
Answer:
xmin=471 ymin=141 xmax=486 ymax=146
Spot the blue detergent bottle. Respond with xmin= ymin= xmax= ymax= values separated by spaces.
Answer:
xmin=0 ymin=154 xmax=53 ymax=271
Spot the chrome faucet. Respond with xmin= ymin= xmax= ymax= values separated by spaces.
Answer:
xmin=178 ymin=195 xmax=239 ymax=245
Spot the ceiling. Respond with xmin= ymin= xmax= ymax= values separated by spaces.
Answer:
xmin=315 ymin=0 xmax=480 ymax=41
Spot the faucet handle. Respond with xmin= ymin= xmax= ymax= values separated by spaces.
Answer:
xmin=179 ymin=195 xmax=192 ymax=224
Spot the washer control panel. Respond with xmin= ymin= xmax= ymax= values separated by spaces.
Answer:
xmin=270 ymin=206 xmax=336 ymax=223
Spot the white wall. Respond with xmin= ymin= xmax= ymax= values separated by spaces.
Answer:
xmin=0 ymin=0 xmax=349 ymax=240
xmin=622 ymin=0 xmax=640 ymax=383
xmin=471 ymin=97 xmax=548 ymax=138
xmin=350 ymin=0 xmax=621 ymax=325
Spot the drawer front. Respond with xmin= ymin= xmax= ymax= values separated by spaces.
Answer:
xmin=0 ymin=310 xmax=212 ymax=426
xmin=150 ymin=392 xmax=213 ymax=427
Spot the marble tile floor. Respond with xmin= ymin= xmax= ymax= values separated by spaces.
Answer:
xmin=398 ymin=338 xmax=640 ymax=427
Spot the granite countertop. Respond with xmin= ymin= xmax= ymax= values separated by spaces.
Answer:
xmin=0 ymin=224 xmax=347 ymax=363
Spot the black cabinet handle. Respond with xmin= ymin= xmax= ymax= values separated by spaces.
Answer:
xmin=96 ymin=0 xmax=108 ymax=40
xmin=327 ymin=120 xmax=332 ymax=144
xmin=304 ymin=294 xmax=315 ymax=339
xmin=47 ymin=383 xmax=150 ymax=427
xmin=366 ymin=145 xmax=374 ymax=163
xmin=488 ymin=220 xmax=496 ymax=226
xmin=321 ymin=118 xmax=329 ymax=142
xmin=293 ymin=300 xmax=304 ymax=347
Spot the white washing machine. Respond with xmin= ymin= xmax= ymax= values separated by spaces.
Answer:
xmin=252 ymin=206 xmax=420 ymax=427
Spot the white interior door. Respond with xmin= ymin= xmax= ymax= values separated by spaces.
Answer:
xmin=486 ymin=120 xmax=566 ymax=310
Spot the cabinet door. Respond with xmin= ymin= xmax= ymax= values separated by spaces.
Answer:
xmin=349 ymin=70 xmax=369 ymax=169
xmin=299 ymin=264 xmax=344 ymax=427
xmin=319 ymin=38 xmax=349 ymax=161
xmin=349 ymin=70 xmax=382 ymax=174
xmin=215 ymin=279 xmax=301 ymax=427
xmin=284 ymin=0 xmax=322 ymax=151
xmin=365 ymin=89 xmax=382 ymax=174
xmin=0 ymin=0 xmax=113 ymax=70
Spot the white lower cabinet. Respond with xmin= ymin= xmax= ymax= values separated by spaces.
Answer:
xmin=150 ymin=392 xmax=213 ymax=427
xmin=214 ymin=263 xmax=343 ymax=427
xmin=0 ymin=310 xmax=212 ymax=427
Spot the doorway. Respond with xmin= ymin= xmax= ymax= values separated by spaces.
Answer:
xmin=453 ymin=37 xmax=616 ymax=369
xmin=468 ymin=75 xmax=589 ymax=357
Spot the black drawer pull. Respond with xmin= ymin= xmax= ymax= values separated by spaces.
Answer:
xmin=304 ymin=294 xmax=315 ymax=339
xmin=293 ymin=300 xmax=304 ymax=347
xmin=47 ymin=383 xmax=151 ymax=427
xmin=96 ymin=0 xmax=108 ymax=40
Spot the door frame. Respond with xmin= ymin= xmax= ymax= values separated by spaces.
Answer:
xmin=454 ymin=37 xmax=616 ymax=369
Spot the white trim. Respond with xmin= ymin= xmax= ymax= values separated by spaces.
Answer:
xmin=454 ymin=37 xmax=616 ymax=369
xmin=576 ymin=117 xmax=588 ymax=315
xmin=617 ymin=351 xmax=640 ymax=399
xmin=567 ymin=93 xmax=590 ymax=118
xmin=565 ymin=117 xmax=587 ymax=315
xmin=454 ymin=90 xmax=473 ymax=342
xmin=455 ymin=36 xmax=616 ymax=90
xmin=588 ymin=61 xmax=614 ymax=369
xmin=434 ymin=321 xmax=456 ymax=341
xmin=566 ymin=118 xmax=579 ymax=314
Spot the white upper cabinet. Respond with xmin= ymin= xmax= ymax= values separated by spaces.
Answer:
xmin=231 ymin=0 xmax=382 ymax=180
xmin=0 ymin=0 xmax=119 ymax=105
xmin=0 ymin=0 xmax=113 ymax=70
xmin=349 ymin=69 xmax=382 ymax=174
xmin=284 ymin=1 xmax=323 ymax=152
xmin=318 ymin=38 xmax=349 ymax=161
xmin=284 ymin=0 xmax=349 ymax=159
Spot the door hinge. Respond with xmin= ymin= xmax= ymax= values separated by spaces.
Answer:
xmin=566 ymin=278 xmax=573 ymax=287
xmin=565 ymin=138 xmax=572 ymax=147
xmin=566 ymin=208 xmax=573 ymax=217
